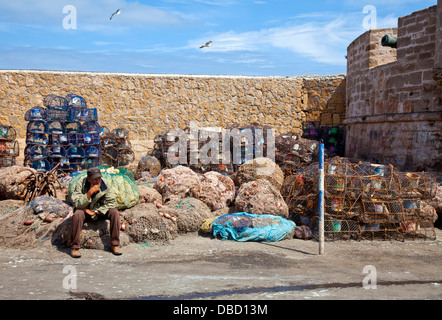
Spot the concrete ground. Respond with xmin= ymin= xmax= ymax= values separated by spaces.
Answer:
xmin=0 ymin=228 xmax=441 ymax=301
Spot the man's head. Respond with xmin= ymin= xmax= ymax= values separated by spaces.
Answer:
xmin=87 ymin=167 xmax=102 ymax=185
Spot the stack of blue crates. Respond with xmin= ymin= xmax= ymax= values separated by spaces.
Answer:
xmin=24 ymin=94 xmax=102 ymax=173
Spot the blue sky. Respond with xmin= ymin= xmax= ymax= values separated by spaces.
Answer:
xmin=0 ymin=0 xmax=437 ymax=76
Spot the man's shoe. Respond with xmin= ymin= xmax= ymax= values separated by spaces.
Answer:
xmin=70 ymin=249 xmax=81 ymax=258
xmin=111 ymin=246 xmax=122 ymax=256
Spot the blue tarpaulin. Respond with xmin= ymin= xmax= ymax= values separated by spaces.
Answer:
xmin=212 ymin=212 xmax=296 ymax=242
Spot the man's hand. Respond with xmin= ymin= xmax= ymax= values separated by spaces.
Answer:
xmin=85 ymin=209 xmax=96 ymax=216
xmin=86 ymin=184 xmax=101 ymax=200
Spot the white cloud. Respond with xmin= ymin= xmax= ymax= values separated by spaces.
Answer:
xmin=188 ymin=13 xmax=362 ymax=66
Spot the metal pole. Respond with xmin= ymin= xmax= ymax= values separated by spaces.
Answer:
xmin=319 ymin=143 xmax=325 ymax=255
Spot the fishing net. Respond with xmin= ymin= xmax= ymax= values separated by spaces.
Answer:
xmin=0 ymin=165 xmax=34 ymax=200
xmin=166 ymin=197 xmax=213 ymax=233
xmin=51 ymin=215 xmax=130 ymax=250
xmin=212 ymin=212 xmax=296 ymax=242
xmin=198 ymin=171 xmax=236 ymax=211
xmin=137 ymin=184 xmax=162 ymax=204
xmin=0 ymin=196 xmax=73 ymax=248
xmin=235 ymin=179 xmax=289 ymax=218
xmin=231 ymin=157 xmax=284 ymax=191
xmin=153 ymin=165 xmax=201 ymax=204
xmin=122 ymin=203 xmax=178 ymax=244
xmin=67 ymin=166 xmax=139 ymax=210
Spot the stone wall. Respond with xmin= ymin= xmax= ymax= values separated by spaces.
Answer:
xmin=344 ymin=4 xmax=442 ymax=173
xmin=0 ymin=70 xmax=346 ymax=164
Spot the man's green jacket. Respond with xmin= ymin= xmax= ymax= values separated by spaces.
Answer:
xmin=68 ymin=176 xmax=117 ymax=214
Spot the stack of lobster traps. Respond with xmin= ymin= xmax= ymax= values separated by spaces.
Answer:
xmin=150 ymin=123 xmax=273 ymax=176
xmin=100 ymin=128 xmax=136 ymax=168
xmin=23 ymin=94 xmax=102 ymax=173
xmin=0 ymin=124 xmax=19 ymax=167
xmin=281 ymin=157 xmax=438 ymax=241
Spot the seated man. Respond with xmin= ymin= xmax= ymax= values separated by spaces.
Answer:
xmin=68 ymin=167 xmax=122 ymax=258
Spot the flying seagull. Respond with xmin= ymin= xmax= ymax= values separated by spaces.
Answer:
xmin=199 ymin=41 xmax=212 ymax=49
xmin=110 ymin=8 xmax=121 ymax=20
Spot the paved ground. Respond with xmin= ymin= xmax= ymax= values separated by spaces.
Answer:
xmin=0 ymin=228 xmax=441 ymax=301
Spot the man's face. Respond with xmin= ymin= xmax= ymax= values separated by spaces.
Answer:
xmin=87 ymin=177 xmax=101 ymax=186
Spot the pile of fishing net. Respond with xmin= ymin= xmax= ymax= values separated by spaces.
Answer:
xmin=231 ymin=157 xmax=284 ymax=191
xmin=122 ymin=203 xmax=179 ymax=244
xmin=234 ymin=179 xmax=289 ymax=218
xmin=153 ymin=166 xmax=201 ymax=204
xmin=137 ymin=184 xmax=163 ymax=204
xmin=198 ymin=171 xmax=236 ymax=211
xmin=52 ymin=214 xmax=131 ymax=250
xmin=166 ymin=197 xmax=213 ymax=233
xmin=0 ymin=165 xmax=33 ymax=200
xmin=211 ymin=212 xmax=296 ymax=242
xmin=67 ymin=166 xmax=139 ymax=210
xmin=0 ymin=196 xmax=73 ymax=248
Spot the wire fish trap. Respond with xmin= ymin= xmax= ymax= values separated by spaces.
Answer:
xmin=48 ymin=121 xmax=66 ymax=134
xmin=25 ymin=107 xmax=47 ymax=121
xmin=68 ymin=158 xmax=86 ymax=171
xmin=394 ymin=171 xmax=437 ymax=200
xmin=117 ymin=149 xmax=135 ymax=166
xmin=112 ymin=128 xmax=129 ymax=139
xmin=43 ymin=95 xmax=67 ymax=110
xmin=45 ymin=108 xmax=69 ymax=122
xmin=102 ymin=146 xmax=118 ymax=167
xmin=360 ymin=199 xmax=405 ymax=223
xmin=0 ymin=157 xmax=15 ymax=167
xmin=49 ymin=157 xmax=70 ymax=171
xmin=26 ymin=145 xmax=48 ymax=161
xmin=0 ymin=125 xmax=17 ymax=141
xmin=31 ymin=158 xmax=51 ymax=172
xmin=65 ymin=94 xmax=87 ymax=108
xmin=27 ymin=120 xmax=49 ymax=134
xmin=50 ymin=133 xmax=69 ymax=146
xmin=26 ymin=132 xmax=49 ymax=146
xmin=83 ymin=133 xmax=100 ymax=146
xmin=85 ymin=145 xmax=102 ymax=158
xmin=100 ymin=134 xmax=117 ymax=148
xmin=48 ymin=145 xmax=67 ymax=158
xmin=67 ymin=146 xmax=85 ymax=158
xmin=84 ymin=157 xmax=102 ymax=170
xmin=82 ymin=121 xmax=101 ymax=134
xmin=100 ymin=126 xmax=110 ymax=137
xmin=0 ymin=140 xmax=19 ymax=157
xmin=65 ymin=122 xmax=81 ymax=134
xmin=69 ymin=107 xmax=98 ymax=122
